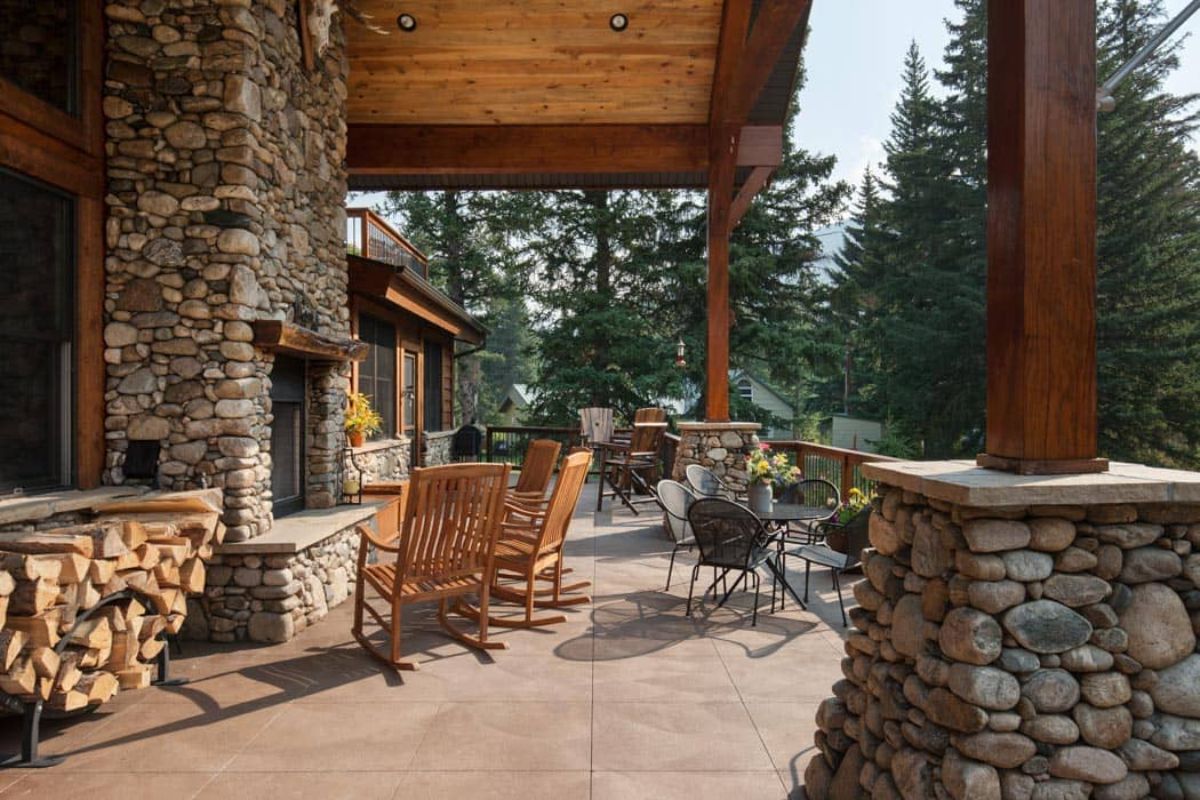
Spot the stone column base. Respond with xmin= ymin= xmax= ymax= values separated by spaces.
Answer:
xmin=672 ymin=422 xmax=761 ymax=491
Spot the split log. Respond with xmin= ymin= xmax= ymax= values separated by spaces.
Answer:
xmin=0 ymin=629 xmax=26 ymax=670
xmin=76 ymin=671 xmax=118 ymax=703
xmin=47 ymin=688 xmax=88 ymax=712
xmin=48 ymin=553 xmax=91 ymax=584
xmin=139 ymin=636 xmax=165 ymax=662
xmin=154 ymin=560 xmax=180 ymax=588
xmin=55 ymin=651 xmax=82 ymax=692
xmin=88 ymin=558 xmax=116 ymax=585
xmin=47 ymin=523 xmax=129 ymax=559
xmin=0 ymin=553 xmax=61 ymax=582
xmin=134 ymin=543 xmax=161 ymax=571
xmin=10 ymin=579 xmax=58 ymax=616
xmin=116 ymin=520 xmax=148 ymax=550
xmin=6 ymin=611 xmax=61 ymax=647
xmin=0 ymin=532 xmax=93 ymax=557
xmin=153 ymin=538 xmax=191 ymax=563
xmin=179 ymin=558 xmax=205 ymax=594
xmin=30 ymin=647 xmax=60 ymax=681
xmin=0 ymin=570 xmax=14 ymax=597
xmin=116 ymin=664 xmax=151 ymax=690
xmin=67 ymin=617 xmax=111 ymax=651
xmin=0 ymin=655 xmax=36 ymax=696
xmin=108 ymin=632 xmax=138 ymax=670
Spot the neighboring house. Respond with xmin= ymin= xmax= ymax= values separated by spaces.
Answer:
xmin=497 ymin=383 xmax=538 ymax=425
xmin=820 ymin=414 xmax=884 ymax=453
xmin=731 ymin=370 xmax=795 ymax=439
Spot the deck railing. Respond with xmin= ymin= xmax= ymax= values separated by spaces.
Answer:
xmin=763 ymin=440 xmax=901 ymax=499
xmin=345 ymin=208 xmax=428 ymax=278
xmin=483 ymin=426 xmax=585 ymax=469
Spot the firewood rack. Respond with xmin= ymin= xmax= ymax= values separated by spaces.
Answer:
xmin=0 ymin=589 xmax=187 ymax=769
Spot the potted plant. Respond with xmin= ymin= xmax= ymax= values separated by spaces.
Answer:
xmin=744 ymin=444 xmax=801 ymax=514
xmin=344 ymin=391 xmax=382 ymax=448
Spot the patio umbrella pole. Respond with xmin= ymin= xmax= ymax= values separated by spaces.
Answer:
xmin=0 ymin=590 xmax=187 ymax=769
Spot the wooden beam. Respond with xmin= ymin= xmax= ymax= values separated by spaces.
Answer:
xmin=709 ymin=0 xmax=754 ymax=130
xmin=730 ymin=166 xmax=774 ymax=229
xmin=979 ymin=0 xmax=1106 ymax=474
xmin=724 ymin=0 xmax=813 ymax=127
xmin=251 ymin=321 xmax=369 ymax=362
xmin=347 ymin=124 xmax=710 ymax=176
xmin=736 ymin=125 xmax=783 ymax=167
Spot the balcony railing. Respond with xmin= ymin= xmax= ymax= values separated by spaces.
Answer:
xmin=346 ymin=208 xmax=428 ymax=278
xmin=483 ymin=426 xmax=586 ymax=470
xmin=762 ymin=440 xmax=901 ymax=499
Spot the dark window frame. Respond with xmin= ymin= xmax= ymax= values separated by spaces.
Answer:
xmin=357 ymin=312 xmax=398 ymax=439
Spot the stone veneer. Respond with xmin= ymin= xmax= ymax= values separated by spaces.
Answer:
xmin=423 ymin=429 xmax=455 ymax=467
xmin=344 ymin=439 xmax=412 ymax=485
xmin=101 ymin=0 xmax=349 ymax=543
xmin=807 ymin=461 xmax=1200 ymax=800
xmin=672 ymin=422 xmax=762 ymax=491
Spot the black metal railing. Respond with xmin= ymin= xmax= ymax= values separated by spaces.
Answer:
xmin=762 ymin=440 xmax=901 ymax=499
xmin=483 ymin=426 xmax=585 ymax=470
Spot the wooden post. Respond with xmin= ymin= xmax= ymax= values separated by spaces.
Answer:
xmin=706 ymin=125 xmax=737 ymax=423
xmin=978 ymin=0 xmax=1107 ymax=475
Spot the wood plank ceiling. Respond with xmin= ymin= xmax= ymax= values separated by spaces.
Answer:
xmin=346 ymin=0 xmax=724 ymax=126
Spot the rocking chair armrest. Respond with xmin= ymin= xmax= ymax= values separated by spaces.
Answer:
xmin=509 ymin=490 xmax=549 ymax=504
xmin=504 ymin=497 xmax=549 ymax=518
xmin=356 ymin=523 xmax=401 ymax=554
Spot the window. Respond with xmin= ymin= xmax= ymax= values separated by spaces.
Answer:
xmin=424 ymin=340 xmax=444 ymax=432
xmin=357 ymin=314 xmax=396 ymax=438
xmin=0 ymin=1 xmax=78 ymax=115
xmin=270 ymin=357 xmax=306 ymax=517
xmin=402 ymin=352 xmax=417 ymax=436
xmin=0 ymin=169 xmax=74 ymax=493
xmin=737 ymin=379 xmax=754 ymax=402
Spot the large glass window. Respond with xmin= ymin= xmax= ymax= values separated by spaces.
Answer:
xmin=270 ymin=357 xmax=306 ymax=517
xmin=0 ymin=168 xmax=74 ymax=493
xmin=424 ymin=340 xmax=444 ymax=432
xmin=0 ymin=1 xmax=78 ymax=115
xmin=357 ymin=314 xmax=396 ymax=438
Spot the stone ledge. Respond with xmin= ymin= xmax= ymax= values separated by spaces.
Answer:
xmin=0 ymin=485 xmax=147 ymax=526
xmin=676 ymin=421 xmax=763 ymax=432
xmin=862 ymin=459 xmax=1200 ymax=507
xmin=349 ymin=437 xmax=409 ymax=456
xmin=215 ymin=501 xmax=384 ymax=555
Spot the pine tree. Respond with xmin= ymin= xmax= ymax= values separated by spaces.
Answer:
xmin=1094 ymin=0 xmax=1200 ymax=466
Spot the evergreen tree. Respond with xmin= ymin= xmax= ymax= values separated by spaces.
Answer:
xmin=1095 ymin=0 xmax=1200 ymax=466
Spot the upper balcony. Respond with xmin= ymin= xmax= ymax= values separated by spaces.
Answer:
xmin=346 ymin=207 xmax=428 ymax=280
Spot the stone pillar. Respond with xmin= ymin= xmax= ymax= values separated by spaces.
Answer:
xmin=102 ymin=0 xmax=349 ymax=542
xmin=806 ymin=461 xmax=1200 ymax=800
xmin=672 ymin=422 xmax=761 ymax=491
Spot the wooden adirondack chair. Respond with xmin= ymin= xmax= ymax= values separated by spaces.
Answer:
xmin=352 ymin=462 xmax=511 ymax=670
xmin=472 ymin=450 xmax=593 ymax=627
xmin=511 ymin=438 xmax=561 ymax=502
xmin=579 ymin=407 xmax=614 ymax=447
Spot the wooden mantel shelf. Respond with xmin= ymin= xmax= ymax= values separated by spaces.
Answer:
xmin=251 ymin=320 xmax=368 ymax=362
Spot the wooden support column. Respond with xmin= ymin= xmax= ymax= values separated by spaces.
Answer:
xmin=706 ymin=126 xmax=738 ymax=423
xmin=978 ymin=0 xmax=1107 ymax=474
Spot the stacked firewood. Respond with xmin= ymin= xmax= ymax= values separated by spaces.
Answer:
xmin=0 ymin=491 xmax=221 ymax=712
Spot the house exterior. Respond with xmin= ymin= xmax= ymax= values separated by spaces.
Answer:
xmin=731 ymin=370 xmax=794 ymax=438
xmin=497 ymin=383 xmax=536 ymax=425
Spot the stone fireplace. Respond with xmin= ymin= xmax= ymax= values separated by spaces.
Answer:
xmin=806 ymin=461 xmax=1200 ymax=800
xmin=101 ymin=0 xmax=352 ymax=543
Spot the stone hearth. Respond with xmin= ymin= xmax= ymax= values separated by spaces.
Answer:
xmin=807 ymin=461 xmax=1200 ymax=800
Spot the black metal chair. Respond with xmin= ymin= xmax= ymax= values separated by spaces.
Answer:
xmin=786 ymin=505 xmax=873 ymax=627
xmin=684 ymin=464 xmax=740 ymax=500
xmin=654 ymin=479 xmax=697 ymax=590
xmin=685 ymin=498 xmax=778 ymax=625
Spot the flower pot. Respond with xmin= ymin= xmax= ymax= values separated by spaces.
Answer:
xmin=747 ymin=482 xmax=773 ymax=514
xmin=348 ymin=430 xmax=365 ymax=448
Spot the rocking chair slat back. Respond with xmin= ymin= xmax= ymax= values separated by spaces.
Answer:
xmin=513 ymin=439 xmax=562 ymax=496
xmin=399 ymin=463 xmax=511 ymax=584
xmin=539 ymin=450 xmax=592 ymax=553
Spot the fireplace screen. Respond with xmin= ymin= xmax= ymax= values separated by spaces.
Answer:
xmin=270 ymin=356 xmax=306 ymax=517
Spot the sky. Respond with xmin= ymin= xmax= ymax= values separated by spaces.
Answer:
xmin=796 ymin=0 xmax=1200 ymax=189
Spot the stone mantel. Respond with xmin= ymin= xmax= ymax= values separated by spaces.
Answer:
xmin=863 ymin=460 xmax=1200 ymax=508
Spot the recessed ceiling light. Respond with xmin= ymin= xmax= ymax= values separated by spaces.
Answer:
xmin=397 ymin=13 xmax=417 ymax=32
xmin=610 ymin=13 xmax=629 ymax=32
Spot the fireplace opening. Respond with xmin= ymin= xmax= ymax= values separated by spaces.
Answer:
xmin=270 ymin=355 xmax=306 ymax=517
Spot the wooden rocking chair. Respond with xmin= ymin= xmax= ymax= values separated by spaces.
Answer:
xmin=511 ymin=438 xmax=562 ymax=503
xmin=471 ymin=450 xmax=593 ymax=628
xmin=352 ymin=462 xmax=511 ymax=670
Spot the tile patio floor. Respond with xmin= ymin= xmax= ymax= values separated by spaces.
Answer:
xmin=0 ymin=484 xmax=856 ymax=799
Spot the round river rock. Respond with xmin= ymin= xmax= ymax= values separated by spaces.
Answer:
xmin=1002 ymin=600 xmax=1093 ymax=654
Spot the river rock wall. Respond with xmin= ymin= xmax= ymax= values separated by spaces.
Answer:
xmin=807 ymin=484 xmax=1200 ymax=800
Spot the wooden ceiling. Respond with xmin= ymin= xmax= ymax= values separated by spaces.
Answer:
xmin=345 ymin=0 xmax=725 ymax=126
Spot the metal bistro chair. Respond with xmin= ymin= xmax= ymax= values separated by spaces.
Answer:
xmin=655 ymin=479 xmax=698 ymax=590
xmin=684 ymin=464 xmax=741 ymax=501
xmin=787 ymin=505 xmax=873 ymax=627
xmin=685 ymin=498 xmax=778 ymax=626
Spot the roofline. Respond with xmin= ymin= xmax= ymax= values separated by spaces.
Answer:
xmin=347 ymin=254 xmax=487 ymax=345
